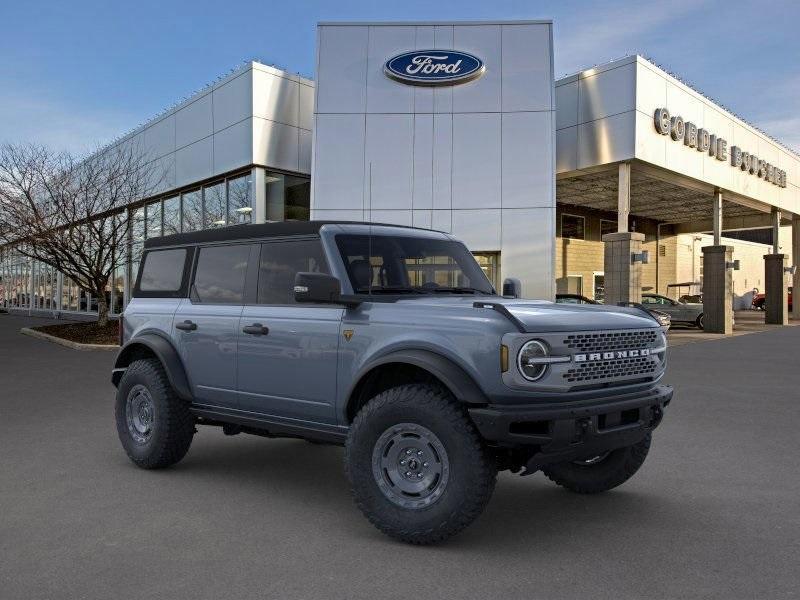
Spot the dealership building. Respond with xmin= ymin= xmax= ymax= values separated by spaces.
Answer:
xmin=2 ymin=19 xmax=799 ymax=333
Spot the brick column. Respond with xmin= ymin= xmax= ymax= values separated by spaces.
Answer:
xmin=701 ymin=245 xmax=733 ymax=334
xmin=764 ymin=253 xmax=788 ymax=325
xmin=602 ymin=232 xmax=644 ymax=305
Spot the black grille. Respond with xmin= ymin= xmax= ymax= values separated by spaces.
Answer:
xmin=563 ymin=356 xmax=657 ymax=383
xmin=563 ymin=330 xmax=658 ymax=353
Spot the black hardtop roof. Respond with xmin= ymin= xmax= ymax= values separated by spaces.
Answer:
xmin=143 ymin=220 xmax=431 ymax=249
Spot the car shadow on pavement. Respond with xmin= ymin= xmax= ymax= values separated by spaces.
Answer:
xmin=115 ymin=432 xmax=712 ymax=553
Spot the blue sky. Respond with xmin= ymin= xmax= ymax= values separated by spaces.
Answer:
xmin=1 ymin=0 xmax=798 ymax=153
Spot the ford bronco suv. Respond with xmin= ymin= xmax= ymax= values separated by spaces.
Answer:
xmin=113 ymin=221 xmax=672 ymax=544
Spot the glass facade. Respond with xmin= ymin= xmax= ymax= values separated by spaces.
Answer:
xmin=266 ymin=173 xmax=310 ymax=221
xmin=204 ymin=181 xmax=227 ymax=228
xmin=473 ymin=252 xmax=500 ymax=290
xmin=0 ymin=168 xmax=310 ymax=316
xmin=228 ymin=174 xmax=252 ymax=224
xmin=163 ymin=196 xmax=181 ymax=236
xmin=182 ymin=189 xmax=202 ymax=233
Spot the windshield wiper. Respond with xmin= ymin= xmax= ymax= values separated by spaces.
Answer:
xmin=429 ymin=286 xmax=491 ymax=295
xmin=354 ymin=286 xmax=427 ymax=295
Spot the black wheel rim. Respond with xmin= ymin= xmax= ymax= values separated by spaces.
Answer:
xmin=371 ymin=423 xmax=450 ymax=509
xmin=126 ymin=384 xmax=154 ymax=444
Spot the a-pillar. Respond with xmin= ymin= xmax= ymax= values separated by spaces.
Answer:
xmin=793 ymin=215 xmax=800 ymax=321
xmin=701 ymin=246 xmax=733 ymax=334
xmin=602 ymin=232 xmax=644 ymax=305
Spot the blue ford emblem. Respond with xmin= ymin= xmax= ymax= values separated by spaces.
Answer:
xmin=384 ymin=50 xmax=485 ymax=86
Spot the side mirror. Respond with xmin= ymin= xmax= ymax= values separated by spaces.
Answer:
xmin=294 ymin=272 xmax=342 ymax=304
xmin=502 ymin=278 xmax=521 ymax=299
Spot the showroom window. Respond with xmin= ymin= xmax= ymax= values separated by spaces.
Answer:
xmin=228 ymin=174 xmax=252 ymax=225
xmin=193 ymin=244 xmax=250 ymax=304
xmin=182 ymin=189 xmax=202 ymax=233
xmin=266 ymin=172 xmax=311 ymax=221
xmin=163 ymin=196 xmax=181 ymax=235
xmin=556 ymin=275 xmax=583 ymax=295
xmin=600 ymin=219 xmax=616 ymax=238
xmin=146 ymin=201 xmax=162 ymax=239
xmin=561 ymin=214 xmax=585 ymax=240
xmin=473 ymin=252 xmax=500 ymax=289
xmin=204 ymin=181 xmax=227 ymax=228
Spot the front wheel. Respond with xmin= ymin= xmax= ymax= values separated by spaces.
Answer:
xmin=345 ymin=383 xmax=497 ymax=544
xmin=696 ymin=314 xmax=705 ymax=329
xmin=542 ymin=434 xmax=651 ymax=494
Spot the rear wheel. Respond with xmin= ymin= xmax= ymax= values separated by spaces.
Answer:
xmin=542 ymin=434 xmax=651 ymax=494
xmin=345 ymin=383 xmax=496 ymax=544
xmin=115 ymin=358 xmax=195 ymax=469
xmin=696 ymin=314 xmax=705 ymax=329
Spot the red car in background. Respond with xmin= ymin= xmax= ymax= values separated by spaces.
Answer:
xmin=752 ymin=287 xmax=793 ymax=311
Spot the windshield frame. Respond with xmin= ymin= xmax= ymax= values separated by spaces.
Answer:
xmin=332 ymin=231 xmax=496 ymax=298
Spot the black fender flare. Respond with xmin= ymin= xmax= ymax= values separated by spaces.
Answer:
xmin=347 ymin=348 xmax=490 ymax=410
xmin=112 ymin=333 xmax=192 ymax=401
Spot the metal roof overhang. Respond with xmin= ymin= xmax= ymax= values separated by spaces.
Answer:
xmin=556 ymin=160 xmax=791 ymax=232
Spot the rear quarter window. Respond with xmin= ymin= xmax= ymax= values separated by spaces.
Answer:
xmin=134 ymin=248 xmax=191 ymax=298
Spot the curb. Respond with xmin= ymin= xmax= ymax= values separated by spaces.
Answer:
xmin=20 ymin=327 xmax=119 ymax=351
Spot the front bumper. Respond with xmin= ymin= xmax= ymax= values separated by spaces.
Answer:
xmin=468 ymin=384 xmax=673 ymax=470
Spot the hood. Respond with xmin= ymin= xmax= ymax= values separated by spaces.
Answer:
xmin=393 ymin=296 xmax=660 ymax=332
xmin=502 ymin=299 xmax=660 ymax=332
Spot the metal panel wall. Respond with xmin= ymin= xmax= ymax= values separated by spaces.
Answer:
xmin=89 ymin=62 xmax=313 ymax=199
xmin=312 ymin=21 xmax=556 ymax=300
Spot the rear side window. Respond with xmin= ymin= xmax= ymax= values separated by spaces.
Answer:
xmin=258 ymin=239 xmax=329 ymax=304
xmin=139 ymin=249 xmax=188 ymax=293
xmin=192 ymin=244 xmax=250 ymax=304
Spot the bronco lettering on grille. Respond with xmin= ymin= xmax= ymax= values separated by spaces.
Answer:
xmin=574 ymin=348 xmax=651 ymax=362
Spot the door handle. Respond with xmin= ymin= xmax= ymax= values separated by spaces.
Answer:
xmin=175 ymin=320 xmax=198 ymax=331
xmin=242 ymin=323 xmax=269 ymax=335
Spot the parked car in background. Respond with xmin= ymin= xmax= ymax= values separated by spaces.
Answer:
xmin=555 ymin=294 xmax=671 ymax=329
xmin=751 ymin=287 xmax=792 ymax=311
xmin=641 ymin=293 xmax=704 ymax=328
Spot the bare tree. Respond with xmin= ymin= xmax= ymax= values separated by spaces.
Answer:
xmin=0 ymin=142 xmax=163 ymax=325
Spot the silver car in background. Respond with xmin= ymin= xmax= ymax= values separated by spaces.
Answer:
xmin=641 ymin=293 xmax=704 ymax=329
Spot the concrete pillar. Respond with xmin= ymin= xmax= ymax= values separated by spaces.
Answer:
xmin=617 ymin=162 xmax=631 ymax=233
xmin=771 ymin=208 xmax=781 ymax=254
xmin=602 ymin=231 xmax=644 ymax=305
xmin=701 ymin=246 xmax=734 ymax=334
xmin=252 ymin=166 xmax=267 ymax=224
xmin=792 ymin=216 xmax=800 ymax=321
xmin=712 ymin=190 xmax=723 ymax=246
xmin=764 ymin=253 xmax=789 ymax=325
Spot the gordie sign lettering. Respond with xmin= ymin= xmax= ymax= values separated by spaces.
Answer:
xmin=654 ymin=108 xmax=787 ymax=188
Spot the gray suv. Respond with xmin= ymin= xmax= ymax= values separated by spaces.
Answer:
xmin=113 ymin=222 xmax=672 ymax=544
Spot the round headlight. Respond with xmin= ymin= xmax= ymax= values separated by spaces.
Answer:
xmin=517 ymin=340 xmax=549 ymax=381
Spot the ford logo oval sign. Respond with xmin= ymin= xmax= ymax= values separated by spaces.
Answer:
xmin=384 ymin=50 xmax=485 ymax=86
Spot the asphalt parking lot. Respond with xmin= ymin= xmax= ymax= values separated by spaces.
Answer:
xmin=1 ymin=313 xmax=799 ymax=600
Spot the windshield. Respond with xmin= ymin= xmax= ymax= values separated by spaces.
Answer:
xmin=335 ymin=234 xmax=495 ymax=295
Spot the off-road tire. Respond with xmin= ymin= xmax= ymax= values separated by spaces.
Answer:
xmin=345 ymin=383 xmax=497 ymax=545
xmin=115 ymin=358 xmax=195 ymax=469
xmin=542 ymin=434 xmax=652 ymax=494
